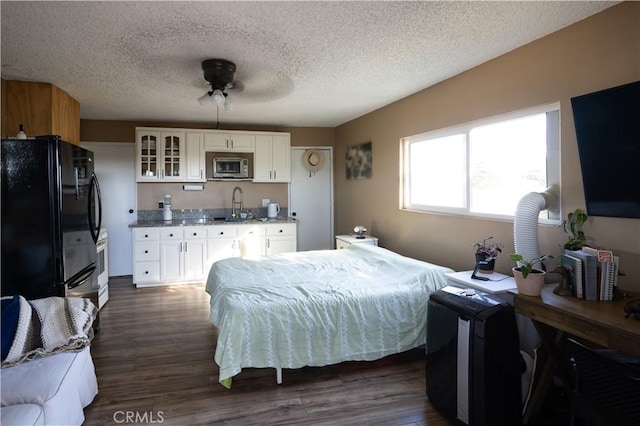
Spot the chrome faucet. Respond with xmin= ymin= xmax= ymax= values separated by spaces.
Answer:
xmin=231 ymin=186 xmax=243 ymax=217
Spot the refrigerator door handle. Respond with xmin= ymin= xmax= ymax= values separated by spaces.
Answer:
xmin=88 ymin=172 xmax=103 ymax=244
xmin=74 ymin=167 xmax=80 ymax=200
xmin=66 ymin=263 xmax=97 ymax=290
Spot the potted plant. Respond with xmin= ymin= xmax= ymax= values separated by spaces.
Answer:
xmin=560 ymin=208 xmax=588 ymax=251
xmin=509 ymin=253 xmax=553 ymax=296
xmin=473 ymin=236 xmax=503 ymax=273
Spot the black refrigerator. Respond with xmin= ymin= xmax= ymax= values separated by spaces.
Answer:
xmin=1 ymin=136 xmax=102 ymax=307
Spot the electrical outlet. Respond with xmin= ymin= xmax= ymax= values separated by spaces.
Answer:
xmin=262 ymin=199 xmax=270 ymax=207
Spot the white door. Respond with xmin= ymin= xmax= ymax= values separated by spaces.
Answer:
xmin=289 ymin=147 xmax=333 ymax=251
xmin=82 ymin=142 xmax=136 ymax=276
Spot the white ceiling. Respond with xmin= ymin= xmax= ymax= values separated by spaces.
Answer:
xmin=1 ymin=1 xmax=617 ymax=128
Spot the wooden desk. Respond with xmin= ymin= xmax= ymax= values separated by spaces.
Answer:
xmin=513 ymin=286 xmax=640 ymax=423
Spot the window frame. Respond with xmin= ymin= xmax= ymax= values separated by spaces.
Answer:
xmin=400 ymin=103 xmax=561 ymax=224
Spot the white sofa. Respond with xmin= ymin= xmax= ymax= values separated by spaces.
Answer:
xmin=0 ymin=347 xmax=98 ymax=426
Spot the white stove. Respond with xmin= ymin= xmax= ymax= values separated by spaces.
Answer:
xmin=96 ymin=228 xmax=109 ymax=309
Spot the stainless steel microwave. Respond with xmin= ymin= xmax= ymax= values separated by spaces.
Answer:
xmin=213 ymin=157 xmax=249 ymax=178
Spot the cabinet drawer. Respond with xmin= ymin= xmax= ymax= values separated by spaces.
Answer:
xmin=266 ymin=223 xmax=296 ymax=236
xmin=134 ymin=262 xmax=160 ymax=283
xmin=238 ymin=224 xmax=266 ymax=238
xmin=134 ymin=228 xmax=160 ymax=241
xmin=207 ymin=225 xmax=238 ymax=238
xmin=160 ymin=227 xmax=183 ymax=240
xmin=184 ymin=226 xmax=207 ymax=240
xmin=336 ymin=240 xmax=350 ymax=250
xmin=134 ymin=241 xmax=160 ymax=261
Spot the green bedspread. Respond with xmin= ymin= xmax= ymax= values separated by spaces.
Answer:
xmin=205 ymin=244 xmax=453 ymax=388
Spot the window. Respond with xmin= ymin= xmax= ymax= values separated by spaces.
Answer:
xmin=401 ymin=104 xmax=560 ymax=222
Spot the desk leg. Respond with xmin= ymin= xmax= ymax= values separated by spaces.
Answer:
xmin=522 ymin=346 xmax=553 ymax=425
xmin=521 ymin=320 xmax=575 ymax=425
xmin=532 ymin=321 xmax=573 ymax=388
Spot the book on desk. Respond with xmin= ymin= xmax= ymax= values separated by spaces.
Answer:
xmin=562 ymin=247 xmax=619 ymax=301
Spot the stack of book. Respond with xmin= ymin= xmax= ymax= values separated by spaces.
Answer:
xmin=561 ymin=246 xmax=619 ymax=301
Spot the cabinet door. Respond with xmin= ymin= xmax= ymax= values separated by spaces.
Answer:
xmin=271 ymin=134 xmax=291 ymax=182
xmin=239 ymin=224 xmax=266 ymax=256
xmin=207 ymin=237 xmax=238 ymax=265
xmin=185 ymin=132 xmax=205 ymax=182
xmin=253 ymin=136 xmax=273 ymax=182
xmin=253 ymin=134 xmax=291 ymax=182
xmin=228 ymin=133 xmax=255 ymax=152
xmin=160 ymin=239 xmax=182 ymax=281
xmin=136 ymin=131 xmax=161 ymax=181
xmin=160 ymin=131 xmax=185 ymax=180
xmin=266 ymin=236 xmax=296 ymax=255
xmin=204 ymin=133 xmax=229 ymax=151
xmin=183 ymin=239 xmax=207 ymax=280
xmin=204 ymin=132 xmax=255 ymax=152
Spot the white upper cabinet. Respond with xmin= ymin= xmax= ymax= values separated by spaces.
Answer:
xmin=185 ymin=132 xmax=205 ymax=182
xmin=254 ymin=133 xmax=291 ymax=183
xmin=136 ymin=127 xmax=289 ymax=183
xmin=136 ymin=128 xmax=186 ymax=182
xmin=204 ymin=132 xmax=255 ymax=152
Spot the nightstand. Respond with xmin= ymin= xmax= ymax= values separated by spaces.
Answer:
xmin=335 ymin=234 xmax=378 ymax=249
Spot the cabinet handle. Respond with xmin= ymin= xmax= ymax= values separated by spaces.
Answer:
xmin=267 ymin=239 xmax=270 ymax=248
xmin=144 ymin=250 xmax=148 ymax=254
xmin=200 ymin=170 xmax=203 ymax=179
xmin=269 ymin=170 xmax=272 ymax=180
xmin=179 ymin=242 xmax=183 ymax=252
xmin=145 ymin=234 xmax=149 ymax=238
xmin=193 ymin=232 xmax=197 ymax=236
xmin=278 ymin=229 xmax=283 ymax=233
xmin=170 ymin=233 xmax=173 ymax=237
xmin=184 ymin=242 xmax=188 ymax=252
xmin=226 ymin=139 xmax=229 ymax=150
xmin=274 ymin=170 xmax=276 ymax=180
xmin=219 ymin=231 xmax=224 ymax=235
xmin=145 ymin=271 xmax=149 ymax=275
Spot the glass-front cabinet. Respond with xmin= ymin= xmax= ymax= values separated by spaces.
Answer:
xmin=139 ymin=133 xmax=158 ymax=178
xmin=136 ymin=129 xmax=185 ymax=182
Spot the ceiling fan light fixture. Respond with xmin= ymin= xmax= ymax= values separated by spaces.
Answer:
xmin=198 ymin=91 xmax=214 ymax=105
xmin=211 ymin=89 xmax=226 ymax=105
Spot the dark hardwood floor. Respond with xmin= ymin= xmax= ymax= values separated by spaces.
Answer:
xmin=83 ymin=277 xmax=452 ymax=426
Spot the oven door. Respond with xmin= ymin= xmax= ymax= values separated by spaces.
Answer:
xmin=97 ymin=236 xmax=108 ymax=287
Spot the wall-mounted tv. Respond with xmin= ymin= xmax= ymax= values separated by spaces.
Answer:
xmin=570 ymin=80 xmax=640 ymax=219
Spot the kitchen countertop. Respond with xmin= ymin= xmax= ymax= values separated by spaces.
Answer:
xmin=129 ymin=217 xmax=296 ymax=228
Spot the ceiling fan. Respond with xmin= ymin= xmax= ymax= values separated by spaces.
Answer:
xmin=198 ymin=59 xmax=244 ymax=110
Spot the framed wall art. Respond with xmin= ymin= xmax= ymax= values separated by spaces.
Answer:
xmin=345 ymin=141 xmax=372 ymax=180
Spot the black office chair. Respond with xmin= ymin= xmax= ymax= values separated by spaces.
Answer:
xmin=569 ymin=338 xmax=640 ymax=426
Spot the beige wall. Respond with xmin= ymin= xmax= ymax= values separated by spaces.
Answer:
xmin=80 ymin=120 xmax=334 ymax=210
xmin=334 ymin=3 xmax=640 ymax=292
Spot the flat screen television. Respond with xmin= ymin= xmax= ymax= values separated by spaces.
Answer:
xmin=570 ymin=80 xmax=640 ymax=219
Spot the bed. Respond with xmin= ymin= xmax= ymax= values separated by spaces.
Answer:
xmin=205 ymin=243 xmax=453 ymax=388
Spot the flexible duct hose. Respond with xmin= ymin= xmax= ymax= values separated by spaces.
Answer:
xmin=513 ymin=187 xmax=557 ymax=270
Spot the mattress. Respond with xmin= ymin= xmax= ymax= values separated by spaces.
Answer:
xmin=206 ymin=244 xmax=453 ymax=387
xmin=0 ymin=347 xmax=98 ymax=425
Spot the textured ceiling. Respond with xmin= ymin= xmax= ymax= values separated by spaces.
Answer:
xmin=1 ymin=1 xmax=617 ymax=127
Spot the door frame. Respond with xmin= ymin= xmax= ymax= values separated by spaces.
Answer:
xmin=288 ymin=146 xmax=334 ymax=250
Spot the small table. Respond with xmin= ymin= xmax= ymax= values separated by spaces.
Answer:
xmin=335 ymin=234 xmax=378 ymax=249
xmin=445 ymin=270 xmax=517 ymax=295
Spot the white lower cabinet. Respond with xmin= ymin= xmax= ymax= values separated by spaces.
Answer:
xmin=133 ymin=222 xmax=297 ymax=287
xmin=206 ymin=225 xmax=239 ymax=266
xmin=133 ymin=228 xmax=161 ymax=285
xmin=159 ymin=227 xmax=207 ymax=282
xmin=266 ymin=223 xmax=297 ymax=255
